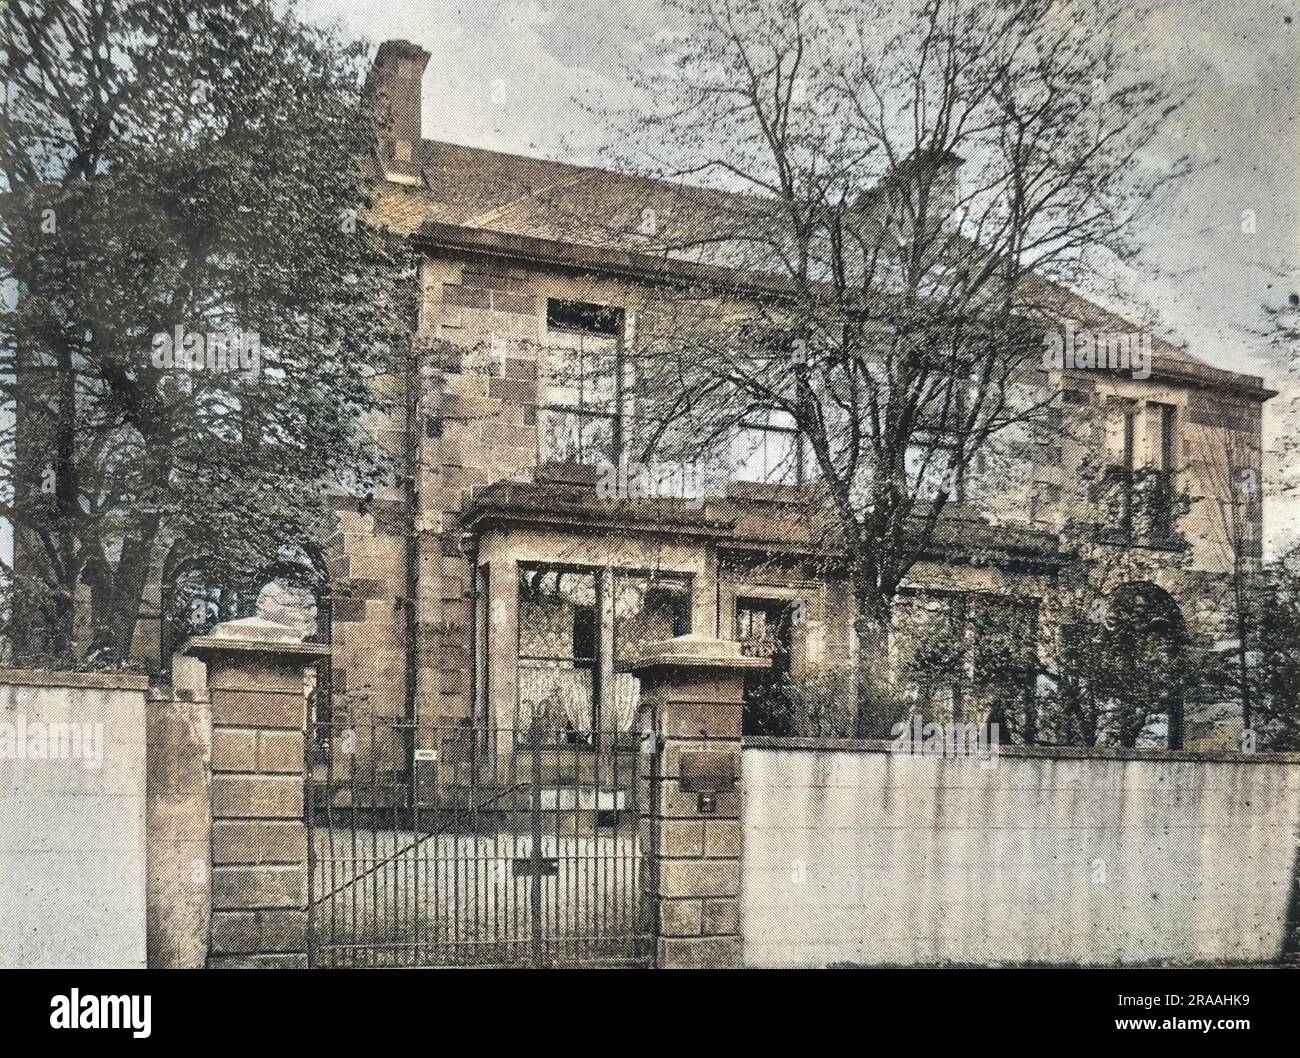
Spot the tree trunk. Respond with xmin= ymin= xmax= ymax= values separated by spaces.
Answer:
xmin=88 ymin=525 xmax=160 ymax=663
xmin=853 ymin=591 xmax=895 ymax=738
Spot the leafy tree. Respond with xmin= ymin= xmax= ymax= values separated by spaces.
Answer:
xmin=1196 ymin=547 xmax=1300 ymax=752
xmin=0 ymin=0 xmax=409 ymax=666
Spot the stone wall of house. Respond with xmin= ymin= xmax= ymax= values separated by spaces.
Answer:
xmin=741 ymin=738 xmax=1300 ymax=967
xmin=330 ymin=240 xmax=1268 ymax=759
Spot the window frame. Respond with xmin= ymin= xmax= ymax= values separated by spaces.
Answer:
xmin=729 ymin=405 xmax=808 ymax=486
xmin=539 ymin=298 xmax=628 ymax=466
xmin=514 ymin=562 xmax=693 ymax=740
xmin=516 ymin=563 xmax=602 ymax=740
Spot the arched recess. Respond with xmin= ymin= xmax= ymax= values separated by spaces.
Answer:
xmin=1100 ymin=580 xmax=1191 ymax=748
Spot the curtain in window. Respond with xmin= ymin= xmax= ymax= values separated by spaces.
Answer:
xmin=517 ymin=568 xmax=598 ymax=734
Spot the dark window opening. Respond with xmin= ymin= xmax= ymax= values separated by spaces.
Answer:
xmin=1150 ymin=403 xmax=1177 ymax=539
xmin=737 ymin=598 xmax=796 ymax=735
xmin=547 ymin=298 xmax=623 ymax=337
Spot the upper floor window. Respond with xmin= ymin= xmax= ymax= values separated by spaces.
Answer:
xmin=1100 ymin=401 xmax=1182 ymax=545
xmin=730 ymin=407 xmax=803 ymax=484
xmin=1148 ymin=402 xmax=1177 ymax=538
xmin=1122 ymin=403 xmax=1137 ymax=526
xmin=539 ymin=299 xmax=627 ymax=465
xmin=905 ymin=431 xmax=961 ymax=501
xmin=1152 ymin=402 xmax=1177 ymax=473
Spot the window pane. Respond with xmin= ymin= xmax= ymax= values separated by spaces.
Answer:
xmin=613 ymin=575 xmax=690 ymax=662
xmin=905 ymin=439 xmax=956 ymax=500
xmin=518 ymin=661 xmax=594 ymax=735
xmin=518 ymin=568 xmax=597 ymax=734
xmin=610 ymin=573 xmax=691 ymax=732
xmin=542 ymin=331 xmax=619 ymax=415
xmin=731 ymin=423 xmax=798 ymax=484
xmin=546 ymin=298 xmax=622 ymax=336
xmin=539 ymin=407 xmax=615 ymax=464
xmin=737 ymin=599 xmax=795 ymax=735
xmin=892 ymin=593 xmax=962 ymax=722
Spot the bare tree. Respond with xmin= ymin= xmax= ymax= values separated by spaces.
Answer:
xmin=1192 ymin=427 xmax=1264 ymax=733
xmin=595 ymin=0 xmax=1188 ymax=727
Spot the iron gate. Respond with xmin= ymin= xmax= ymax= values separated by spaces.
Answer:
xmin=305 ymin=692 xmax=656 ymax=967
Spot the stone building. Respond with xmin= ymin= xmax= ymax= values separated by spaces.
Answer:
xmin=324 ymin=40 xmax=1273 ymax=763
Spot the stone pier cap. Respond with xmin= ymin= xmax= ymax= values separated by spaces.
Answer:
xmin=629 ymin=633 xmax=769 ymax=677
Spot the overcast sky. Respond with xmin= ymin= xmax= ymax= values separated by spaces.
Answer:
xmin=303 ymin=0 xmax=1300 ymax=551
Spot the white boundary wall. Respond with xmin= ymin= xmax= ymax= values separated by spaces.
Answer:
xmin=742 ymin=739 xmax=1300 ymax=967
xmin=0 ymin=669 xmax=149 ymax=968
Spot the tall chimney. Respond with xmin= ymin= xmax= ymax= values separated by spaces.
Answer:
xmin=861 ymin=148 xmax=964 ymax=246
xmin=366 ymin=40 xmax=431 ymax=186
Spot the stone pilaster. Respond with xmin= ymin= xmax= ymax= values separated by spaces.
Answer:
xmin=184 ymin=618 xmax=328 ymax=969
xmin=632 ymin=634 xmax=765 ymax=969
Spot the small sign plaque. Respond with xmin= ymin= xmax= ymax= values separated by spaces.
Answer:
xmin=513 ymin=857 xmax=560 ymax=878
xmin=679 ymin=751 xmax=736 ymax=794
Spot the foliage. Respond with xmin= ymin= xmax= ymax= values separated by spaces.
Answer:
xmin=0 ymin=0 xmax=410 ymax=666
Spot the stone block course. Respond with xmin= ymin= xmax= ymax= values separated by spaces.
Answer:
xmin=211 ymin=864 xmax=305 ymax=910
xmin=212 ymin=774 xmax=303 ymax=819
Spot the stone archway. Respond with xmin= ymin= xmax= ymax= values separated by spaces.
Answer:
xmin=1099 ymin=581 xmax=1190 ymax=748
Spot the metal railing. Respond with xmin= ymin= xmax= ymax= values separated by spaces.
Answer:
xmin=305 ymin=709 xmax=655 ymax=968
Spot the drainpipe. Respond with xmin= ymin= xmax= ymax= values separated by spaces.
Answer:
xmin=461 ymin=528 xmax=481 ymax=796
xmin=461 ymin=529 xmax=480 ymax=729
xmin=403 ymin=307 xmax=422 ymax=757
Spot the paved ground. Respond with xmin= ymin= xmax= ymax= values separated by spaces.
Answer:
xmin=309 ymin=828 xmax=649 ymax=967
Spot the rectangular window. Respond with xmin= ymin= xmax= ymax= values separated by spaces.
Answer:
xmin=730 ymin=408 xmax=802 ymax=484
xmin=517 ymin=564 xmax=691 ymax=738
xmin=1149 ymin=402 xmax=1177 ymax=538
xmin=546 ymin=298 xmax=622 ymax=336
xmin=1155 ymin=403 xmax=1176 ymax=473
xmin=905 ymin=432 xmax=960 ymax=501
xmin=970 ymin=595 xmax=1040 ymax=739
xmin=517 ymin=566 xmax=599 ymax=738
xmin=539 ymin=299 xmax=626 ymax=466
xmin=1120 ymin=407 xmax=1137 ymax=535
xmin=892 ymin=591 xmax=1038 ymax=730
xmin=892 ymin=592 xmax=965 ymax=723
xmin=610 ymin=573 xmax=691 ymax=732
xmin=737 ymin=598 xmax=797 ymax=735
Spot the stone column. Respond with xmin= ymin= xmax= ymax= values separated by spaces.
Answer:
xmin=184 ymin=618 xmax=329 ymax=969
xmin=632 ymin=634 xmax=766 ymax=969
xmin=146 ymin=666 xmax=212 ymax=969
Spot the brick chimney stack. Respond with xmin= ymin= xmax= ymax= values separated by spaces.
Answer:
xmin=860 ymin=148 xmax=964 ymax=242
xmin=366 ymin=40 xmax=431 ymax=185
